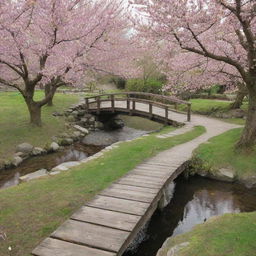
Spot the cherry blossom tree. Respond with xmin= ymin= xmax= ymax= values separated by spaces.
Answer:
xmin=131 ymin=0 xmax=256 ymax=148
xmin=0 ymin=0 xmax=128 ymax=126
xmin=157 ymin=47 xmax=247 ymax=108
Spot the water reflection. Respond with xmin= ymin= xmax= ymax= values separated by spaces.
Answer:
xmin=55 ymin=149 xmax=88 ymax=165
xmin=0 ymin=172 xmax=20 ymax=189
xmin=173 ymin=189 xmax=240 ymax=236
xmin=82 ymin=127 xmax=149 ymax=146
xmin=0 ymin=126 xmax=149 ymax=190
xmin=0 ymin=144 xmax=103 ymax=190
xmin=124 ymin=175 xmax=256 ymax=256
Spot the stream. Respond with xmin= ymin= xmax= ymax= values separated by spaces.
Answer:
xmin=0 ymin=143 xmax=103 ymax=190
xmin=0 ymin=115 xmax=161 ymax=190
xmin=123 ymin=175 xmax=256 ymax=256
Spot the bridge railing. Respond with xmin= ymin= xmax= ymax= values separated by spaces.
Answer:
xmin=84 ymin=92 xmax=191 ymax=122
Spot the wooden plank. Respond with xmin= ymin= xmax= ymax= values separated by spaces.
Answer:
xmin=32 ymin=238 xmax=115 ymax=256
xmin=134 ymin=166 xmax=171 ymax=171
xmin=145 ymin=163 xmax=180 ymax=169
xmin=138 ymin=163 xmax=171 ymax=169
xmin=86 ymin=195 xmax=149 ymax=216
xmin=71 ymin=206 xmax=139 ymax=232
xmin=51 ymin=220 xmax=129 ymax=253
xmin=131 ymin=169 xmax=170 ymax=178
xmin=145 ymin=161 xmax=180 ymax=166
xmin=116 ymin=179 xmax=162 ymax=189
xmin=135 ymin=165 xmax=171 ymax=172
xmin=136 ymin=166 xmax=171 ymax=172
xmin=109 ymin=183 xmax=158 ymax=194
xmin=133 ymin=167 xmax=171 ymax=174
xmin=119 ymin=176 xmax=163 ymax=187
xmin=125 ymin=173 xmax=165 ymax=182
xmin=100 ymin=187 xmax=155 ymax=203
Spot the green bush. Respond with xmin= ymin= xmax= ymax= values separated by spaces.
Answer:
xmin=126 ymin=78 xmax=163 ymax=94
xmin=109 ymin=76 xmax=126 ymax=89
xmin=202 ymin=84 xmax=226 ymax=95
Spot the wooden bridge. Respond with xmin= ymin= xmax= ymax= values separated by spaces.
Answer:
xmin=32 ymin=93 xmax=240 ymax=256
xmin=32 ymin=93 xmax=193 ymax=256
xmin=84 ymin=92 xmax=191 ymax=124
xmin=33 ymin=161 xmax=188 ymax=256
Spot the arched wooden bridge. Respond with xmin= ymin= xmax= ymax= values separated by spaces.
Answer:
xmin=84 ymin=92 xmax=191 ymax=124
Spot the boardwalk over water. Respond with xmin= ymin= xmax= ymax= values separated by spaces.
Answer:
xmin=32 ymin=93 xmax=239 ymax=256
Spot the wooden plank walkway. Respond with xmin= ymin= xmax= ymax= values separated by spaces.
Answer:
xmin=32 ymin=162 xmax=183 ymax=256
xmin=32 ymin=102 xmax=240 ymax=256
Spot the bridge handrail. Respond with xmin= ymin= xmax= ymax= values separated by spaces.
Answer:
xmin=84 ymin=92 xmax=191 ymax=122
xmin=84 ymin=92 xmax=190 ymax=105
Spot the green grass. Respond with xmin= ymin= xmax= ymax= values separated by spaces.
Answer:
xmin=178 ymin=99 xmax=231 ymax=114
xmin=158 ymin=212 xmax=256 ymax=256
xmin=0 ymin=91 xmax=79 ymax=163
xmin=193 ymin=128 xmax=256 ymax=179
xmin=178 ymin=99 xmax=247 ymax=125
xmin=223 ymin=118 xmax=246 ymax=125
xmin=179 ymin=99 xmax=247 ymax=114
xmin=0 ymin=126 xmax=205 ymax=256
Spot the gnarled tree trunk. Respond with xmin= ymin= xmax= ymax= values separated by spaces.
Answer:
xmin=237 ymin=84 xmax=256 ymax=148
xmin=45 ymin=83 xmax=57 ymax=106
xmin=25 ymin=99 xmax=42 ymax=126
xmin=230 ymin=84 xmax=247 ymax=109
xmin=23 ymin=82 xmax=57 ymax=126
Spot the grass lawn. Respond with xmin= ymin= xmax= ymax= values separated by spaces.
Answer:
xmin=193 ymin=128 xmax=256 ymax=180
xmin=158 ymin=212 xmax=256 ymax=256
xmin=0 ymin=126 xmax=205 ymax=256
xmin=222 ymin=118 xmax=246 ymax=125
xmin=179 ymin=99 xmax=248 ymax=114
xmin=0 ymin=91 xmax=79 ymax=163
xmin=178 ymin=99 xmax=247 ymax=125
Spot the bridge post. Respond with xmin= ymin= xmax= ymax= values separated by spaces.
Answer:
xmin=132 ymin=99 xmax=136 ymax=114
xmin=149 ymin=103 xmax=153 ymax=119
xmin=165 ymin=106 xmax=168 ymax=124
xmin=127 ymin=96 xmax=131 ymax=115
xmin=187 ymin=103 xmax=191 ymax=122
xmin=111 ymin=95 xmax=115 ymax=113
xmin=96 ymin=96 xmax=100 ymax=114
xmin=85 ymin=98 xmax=89 ymax=112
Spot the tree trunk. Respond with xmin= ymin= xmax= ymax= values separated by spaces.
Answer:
xmin=26 ymin=100 xmax=42 ymax=126
xmin=236 ymin=87 xmax=256 ymax=149
xmin=230 ymin=91 xmax=247 ymax=109
xmin=45 ymin=84 xmax=57 ymax=106
xmin=230 ymin=86 xmax=247 ymax=109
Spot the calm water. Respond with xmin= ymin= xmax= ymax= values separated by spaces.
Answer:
xmin=0 ymin=143 xmax=103 ymax=189
xmin=0 ymin=124 xmax=149 ymax=190
xmin=82 ymin=126 xmax=149 ymax=146
xmin=124 ymin=175 xmax=256 ymax=256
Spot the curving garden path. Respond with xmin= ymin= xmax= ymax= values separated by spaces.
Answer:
xmin=32 ymin=103 xmax=240 ymax=256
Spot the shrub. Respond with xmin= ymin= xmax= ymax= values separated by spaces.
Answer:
xmin=126 ymin=78 xmax=163 ymax=94
xmin=110 ymin=76 xmax=126 ymax=89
